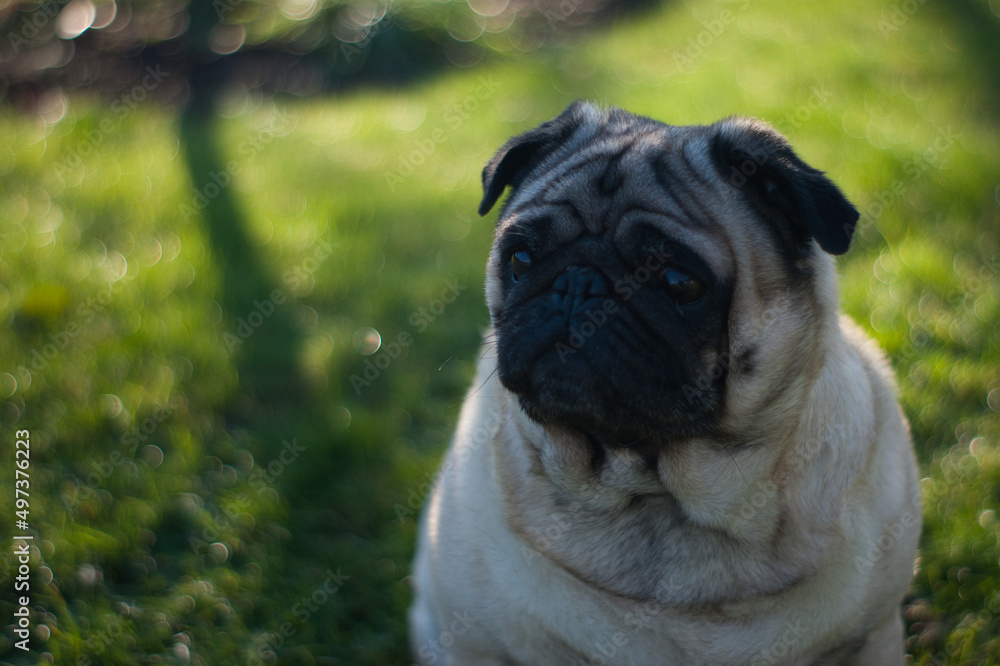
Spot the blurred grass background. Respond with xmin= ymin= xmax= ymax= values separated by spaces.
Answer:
xmin=1 ymin=0 xmax=999 ymax=663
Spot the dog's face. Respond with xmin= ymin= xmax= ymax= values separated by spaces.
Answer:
xmin=479 ymin=102 xmax=859 ymax=447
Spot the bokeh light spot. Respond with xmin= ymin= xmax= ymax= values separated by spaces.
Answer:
xmin=57 ymin=0 xmax=96 ymax=40
xmin=469 ymin=0 xmax=510 ymax=18
xmin=142 ymin=445 xmax=164 ymax=469
xmin=91 ymin=1 xmax=117 ymax=29
xmin=209 ymin=24 xmax=247 ymax=56
xmin=281 ymin=0 xmax=319 ymax=21
xmin=353 ymin=327 xmax=381 ymax=355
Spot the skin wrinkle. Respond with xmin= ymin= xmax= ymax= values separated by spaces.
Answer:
xmin=616 ymin=205 xmax=692 ymax=229
xmin=511 ymin=147 xmax=628 ymax=213
xmin=490 ymin=126 xmax=828 ymax=596
xmin=411 ymin=103 xmax=916 ymax=666
xmin=679 ymin=139 xmax=718 ymax=190
xmin=595 ymin=140 xmax=636 ymax=195
xmin=498 ymin=159 xmax=734 ymax=440
xmin=498 ymin=427 xmax=679 ymax=609
xmin=506 ymin=126 xmax=659 ymax=217
xmin=810 ymin=634 xmax=869 ymax=665
xmin=503 ymin=418 xmax=804 ymax=606
xmin=649 ymin=152 xmax=716 ymax=232
xmin=655 ymin=151 xmax=729 ymax=237
xmin=538 ymin=198 xmax=587 ymax=227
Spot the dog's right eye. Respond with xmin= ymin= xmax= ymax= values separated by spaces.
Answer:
xmin=662 ymin=268 xmax=704 ymax=305
xmin=510 ymin=250 xmax=532 ymax=281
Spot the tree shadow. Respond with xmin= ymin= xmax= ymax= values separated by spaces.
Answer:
xmin=935 ymin=0 xmax=1000 ymax=115
xmin=177 ymin=99 xmax=415 ymax=662
xmin=178 ymin=107 xmax=307 ymax=415
xmin=165 ymin=1 xmax=669 ymax=660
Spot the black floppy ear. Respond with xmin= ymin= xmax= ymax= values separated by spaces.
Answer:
xmin=479 ymin=100 xmax=593 ymax=217
xmin=710 ymin=118 xmax=859 ymax=256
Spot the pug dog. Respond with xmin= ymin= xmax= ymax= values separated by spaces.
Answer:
xmin=408 ymin=101 xmax=921 ymax=665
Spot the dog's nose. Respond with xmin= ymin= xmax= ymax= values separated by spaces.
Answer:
xmin=552 ymin=266 xmax=611 ymax=315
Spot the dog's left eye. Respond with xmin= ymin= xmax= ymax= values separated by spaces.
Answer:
xmin=662 ymin=268 xmax=704 ymax=304
xmin=510 ymin=250 xmax=532 ymax=281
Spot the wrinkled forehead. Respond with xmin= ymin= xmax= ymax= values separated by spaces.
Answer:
xmin=497 ymin=125 xmax=741 ymax=277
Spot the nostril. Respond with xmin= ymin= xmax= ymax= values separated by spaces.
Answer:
xmin=583 ymin=272 xmax=610 ymax=297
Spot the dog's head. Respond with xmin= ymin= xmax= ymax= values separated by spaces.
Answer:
xmin=479 ymin=101 xmax=859 ymax=446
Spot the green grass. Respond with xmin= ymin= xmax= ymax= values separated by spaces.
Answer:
xmin=1 ymin=0 xmax=999 ymax=663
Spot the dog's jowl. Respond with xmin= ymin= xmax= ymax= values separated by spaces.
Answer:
xmin=409 ymin=101 xmax=920 ymax=666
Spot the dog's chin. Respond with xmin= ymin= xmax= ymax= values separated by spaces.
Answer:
xmin=496 ymin=332 xmax=722 ymax=448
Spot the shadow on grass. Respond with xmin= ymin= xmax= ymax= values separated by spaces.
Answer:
xmin=178 ymin=109 xmax=307 ymax=413
xmin=936 ymin=0 xmax=1000 ymax=112
xmin=178 ymin=105 xmax=414 ymax=663
xmin=903 ymin=0 xmax=1000 ymax=461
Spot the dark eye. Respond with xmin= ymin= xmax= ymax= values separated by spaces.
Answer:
xmin=662 ymin=268 xmax=704 ymax=304
xmin=510 ymin=250 xmax=532 ymax=281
